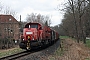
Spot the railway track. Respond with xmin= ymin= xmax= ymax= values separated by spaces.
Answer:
xmin=0 ymin=40 xmax=59 ymax=60
xmin=0 ymin=46 xmax=46 ymax=60
xmin=0 ymin=51 xmax=32 ymax=60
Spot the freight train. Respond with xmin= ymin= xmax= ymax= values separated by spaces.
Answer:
xmin=19 ymin=22 xmax=59 ymax=50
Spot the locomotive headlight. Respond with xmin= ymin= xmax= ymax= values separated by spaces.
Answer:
xmin=23 ymin=39 xmax=24 ymax=41
xmin=33 ymin=38 xmax=34 ymax=40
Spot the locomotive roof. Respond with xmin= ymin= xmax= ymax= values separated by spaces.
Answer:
xmin=25 ymin=22 xmax=42 ymax=27
xmin=25 ymin=22 xmax=41 ymax=25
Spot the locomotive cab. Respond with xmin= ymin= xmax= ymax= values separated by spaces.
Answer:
xmin=20 ymin=22 xmax=43 ymax=50
xmin=23 ymin=23 xmax=42 ymax=41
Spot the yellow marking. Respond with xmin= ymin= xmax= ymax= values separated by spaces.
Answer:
xmin=27 ymin=36 xmax=31 ymax=49
xmin=28 ymin=36 xmax=30 ymax=39
xmin=27 ymin=41 xmax=30 ymax=49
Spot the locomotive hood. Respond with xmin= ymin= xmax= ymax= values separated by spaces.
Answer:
xmin=25 ymin=28 xmax=37 ymax=35
xmin=23 ymin=28 xmax=38 ymax=41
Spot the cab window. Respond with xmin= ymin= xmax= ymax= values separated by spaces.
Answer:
xmin=30 ymin=24 xmax=38 ymax=29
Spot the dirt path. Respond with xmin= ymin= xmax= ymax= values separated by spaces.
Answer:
xmin=56 ymin=38 xmax=90 ymax=60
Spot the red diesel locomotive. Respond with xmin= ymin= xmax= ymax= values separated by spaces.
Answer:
xmin=19 ymin=22 xmax=59 ymax=50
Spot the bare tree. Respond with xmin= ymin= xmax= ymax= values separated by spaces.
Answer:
xmin=61 ymin=0 xmax=79 ymax=43
xmin=26 ymin=13 xmax=36 ymax=22
xmin=44 ymin=16 xmax=51 ymax=26
xmin=26 ymin=13 xmax=51 ymax=26
xmin=59 ymin=0 xmax=89 ymax=43
xmin=85 ymin=0 xmax=90 ymax=37
xmin=3 ymin=6 xmax=17 ymax=17
xmin=76 ymin=0 xmax=88 ymax=43
xmin=0 ymin=2 xmax=3 ymax=13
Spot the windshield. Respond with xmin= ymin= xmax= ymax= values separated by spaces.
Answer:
xmin=25 ymin=23 xmax=38 ymax=29
xmin=30 ymin=24 xmax=38 ymax=29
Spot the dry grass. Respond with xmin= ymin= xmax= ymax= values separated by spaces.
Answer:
xmin=0 ymin=46 xmax=24 ymax=58
xmin=48 ymin=38 xmax=90 ymax=60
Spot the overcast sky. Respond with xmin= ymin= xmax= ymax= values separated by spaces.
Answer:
xmin=1 ymin=0 xmax=66 ymax=26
